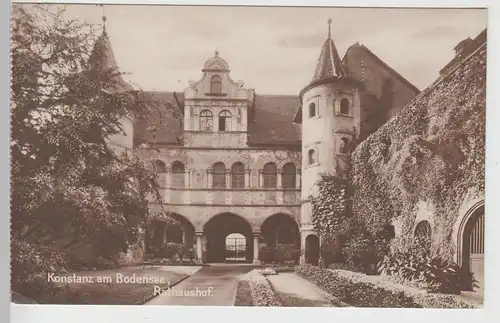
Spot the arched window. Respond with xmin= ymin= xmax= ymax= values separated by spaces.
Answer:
xmin=282 ymin=163 xmax=296 ymax=189
xmin=340 ymin=98 xmax=350 ymax=115
xmin=171 ymin=161 xmax=185 ymax=188
xmin=218 ymin=110 xmax=232 ymax=132
xmin=339 ymin=137 xmax=349 ymax=154
xmin=154 ymin=160 xmax=167 ymax=187
xmin=200 ymin=110 xmax=213 ymax=131
xmin=414 ymin=220 xmax=432 ymax=251
xmin=231 ymin=162 xmax=245 ymax=188
xmin=213 ymin=162 xmax=226 ymax=188
xmin=309 ymin=102 xmax=316 ymax=118
xmin=210 ymin=75 xmax=222 ymax=93
xmin=165 ymin=225 xmax=183 ymax=243
xmin=308 ymin=149 xmax=316 ymax=165
xmin=263 ymin=162 xmax=277 ymax=188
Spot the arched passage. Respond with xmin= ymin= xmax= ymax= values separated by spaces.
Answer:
xmin=305 ymin=234 xmax=320 ymax=266
xmin=146 ymin=213 xmax=196 ymax=258
xmin=459 ymin=203 xmax=485 ymax=291
xmin=204 ymin=213 xmax=253 ymax=263
xmin=260 ymin=213 xmax=300 ymax=263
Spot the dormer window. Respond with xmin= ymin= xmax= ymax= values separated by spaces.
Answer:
xmin=210 ymin=75 xmax=222 ymax=94
xmin=218 ymin=110 xmax=232 ymax=131
xmin=200 ymin=109 xmax=213 ymax=131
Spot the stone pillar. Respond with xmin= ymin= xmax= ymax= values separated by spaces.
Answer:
xmin=207 ymin=168 xmax=213 ymax=188
xmin=277 ymin=169 xmax=283 ymax=188
xmin=295 ymin=170 xmax=301 ymax=189
xmin=258 ymin=170 xmax=264 ymax=188
xmin=196 ymin=232 xmax=203 ymax=264
xmin=245 ymin=168 xmax=251 ymax=188
xmin=184 ymin=168 xmax=190 ymax=188
xmin=166 ymin=167 xmax=172 ymax=188
xmin=225 ymin=170 xmax=231 ymax=188
xmin=253 ymin=232 xmax=261 ymax=264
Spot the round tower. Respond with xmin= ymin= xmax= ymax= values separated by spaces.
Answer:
xmin=90 ymin=10 xmax=135 ymax=155
xmin=299 ymin=19 xmax=363 ymax=264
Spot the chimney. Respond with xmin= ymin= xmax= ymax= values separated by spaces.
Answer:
xmin=453 ymin=37 xmax=472 ymax=56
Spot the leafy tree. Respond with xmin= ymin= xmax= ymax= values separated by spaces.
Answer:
xmin=10 ymin=4 xmax=176 ymax=301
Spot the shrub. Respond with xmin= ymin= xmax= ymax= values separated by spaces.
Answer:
xmin=295 ymin=264 xmax=422 ymax=308
xmin=333 ymin=269 xmax=477 ymax=308
xmin=376 ymin=246 xmax=476 ymax=294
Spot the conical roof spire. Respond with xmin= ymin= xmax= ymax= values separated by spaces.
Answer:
xmin=89 ymin=6 xmax=134 ymax=92
xmin=311 ymin=18 xmax=346 ymax=83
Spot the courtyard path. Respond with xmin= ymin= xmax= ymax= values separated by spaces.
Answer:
xmin=144 ymin=265 xmax=256 ymax=306
xmin=266 ymin=272 xmax=337 ymax=307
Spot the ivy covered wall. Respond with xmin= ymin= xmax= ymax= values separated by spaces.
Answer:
xmin=350 ymin=30 xmax=486 ymax=262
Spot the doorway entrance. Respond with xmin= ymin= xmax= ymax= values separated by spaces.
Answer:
xmin=204 ymin=213 xmax=253 ymax=263
xmin=462 ymin=204 xmax=485 ymax=291
xmin=305 ymin=234 xmax=320 ymax=265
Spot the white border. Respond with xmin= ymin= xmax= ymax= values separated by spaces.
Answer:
xmin=5 ymin=1 xmax=500 ymax=323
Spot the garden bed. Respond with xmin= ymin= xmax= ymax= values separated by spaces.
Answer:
xmin=295 ymin=264 xmax=477 ymax=308
xmin=236 ymin=270 xmax=282 ymax=307
xmin=333 ymin=269 xmax=479 ymax=308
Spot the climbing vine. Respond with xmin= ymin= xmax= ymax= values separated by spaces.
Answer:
xmin=351 ymin=42 xmax=486 ymax=261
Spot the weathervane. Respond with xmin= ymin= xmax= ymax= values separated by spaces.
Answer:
xmin=328 ymin=18 xmax=332 ymax=39
xmin=98 ymin=4 xmax=107 ymax=34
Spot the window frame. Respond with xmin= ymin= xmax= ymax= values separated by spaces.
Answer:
xmin=210 ymin=75 xmax=222 ymax=94
xmin=200 ymin=109 xmax=214 ymax=132
xmin=212 ymin=162 xmax=226 ymax=188
xmin=218 ymin=110 xmax=232 ymax=132
xmin=262 ymin=162 xmax=277 ymax=188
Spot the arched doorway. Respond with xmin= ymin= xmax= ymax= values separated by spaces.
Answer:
xmin=204 ymin=213 xmax=253 ymax=263
xmin=146 ymin=213 xmax=195 ymax=257
xmin=261 ymin=213 xmax=300 ymax=264
xmin=305 ymin=234 xmax=320 ymax=266
xmin=461 ymin=204 xmax=485 ymax=291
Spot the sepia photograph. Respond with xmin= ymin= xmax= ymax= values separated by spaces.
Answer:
xmin=10 ymin=2 xmax=487 ymax=309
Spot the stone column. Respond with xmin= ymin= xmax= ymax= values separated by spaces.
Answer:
xmin=295 ymin=170 xmax=301 ymax=189
xmin=277 ymin=169 xmax=283 ymax=188
xmin=245 ymin=168 xmax=251 ymax=188
xmin=184 ymin=168 xmax=191 ymax=188
xmin=258 ymin=170 xmax=264 ymax=188
xmin=196 ymin=232 xmax=203 ymax=264
xmin=225 ymin=170 xmax=231 ymax=188
xmin=166 ymin=167 xmax=172 ymax=188
xmin=207 ymin=168 xmax=213 ymax=188
xmin=253 ymin=232 xmax=261 ymax=264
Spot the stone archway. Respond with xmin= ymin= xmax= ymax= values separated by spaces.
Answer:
xmin=305 ymin=234 xmax=320 ymax=266
xmin=146 ymin=213 xmax=195 ymax=257
xmin=458 ymin=202 xmax=485 ymax=291
xmin=203 ymin=213 xmax=253 ymax=263
xmin=260 ymin=213 xmax=300 ymax=264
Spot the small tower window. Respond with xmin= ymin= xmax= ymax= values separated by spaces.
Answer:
xmin=340 ymin=98 xmax=350 ymax=115
xmin=200 ymin=110 xmax=213 ymax=131
xmin=218 ymin=110 xmax=232 ymax=131
xmin=309 ymin=102 xmax=316 ymax=118
xmin=339 ymin=137 xmax=349 ymax=154
xmin=210 ymin=75 xmax=222 ymax=93
xmin=308 ymin=149 xmax=316 ymax=165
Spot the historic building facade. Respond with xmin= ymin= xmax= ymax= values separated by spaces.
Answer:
xmin=100 ymin=20 xmax=421 ymax=264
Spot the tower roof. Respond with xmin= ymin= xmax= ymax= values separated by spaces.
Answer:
xmin=311 ymin=18 xmax=346 ymax=83
xmin=88 ymin=15 xmax=134 ymax=93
